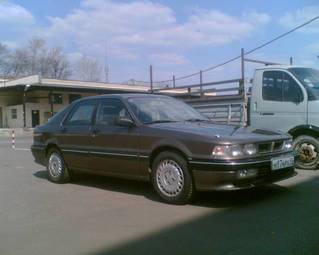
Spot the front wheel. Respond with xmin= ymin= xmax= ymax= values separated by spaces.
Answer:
xmin=294 ymin=135 xmax=319 ymax=170
xmin=151 ymin=151 xmax=194 ymax=204
xmin=47 ymin=148 xmax=71 ymax=183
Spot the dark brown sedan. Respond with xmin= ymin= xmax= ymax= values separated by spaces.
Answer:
xmin=31 ymin=94 xmax=296 ymax=204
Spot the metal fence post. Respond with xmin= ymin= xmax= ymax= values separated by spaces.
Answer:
xmin=173 ymin=75 xmax=176 ymax=88
xmin=200 ymin=70 xmax=203 ymax=97
xmin=241 ymin=48 xmax=248 ymax=126
xmin=149 ymin=65 xmax=153 ymax=93
xmin=227 ymin=105 xmax=232 ymax=124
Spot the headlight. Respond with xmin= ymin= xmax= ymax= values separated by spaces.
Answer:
xmin=284 ymin=139 xmax=293 ymax=151
xmin=212 ymin=144 xmax=257 ymax=158
xmin=243 ymin=144 xmax=257 ymax=155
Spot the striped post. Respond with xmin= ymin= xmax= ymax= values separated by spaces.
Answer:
xmin=12 ymin=129 xmax=15 ymax=149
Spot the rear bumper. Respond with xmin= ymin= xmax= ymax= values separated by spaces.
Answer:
xmin=190 ymin=153 xmax=297 ymax=191
xmin=31 ymin=145 xmax=46 ymax=166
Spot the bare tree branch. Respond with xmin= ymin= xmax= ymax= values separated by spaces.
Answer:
xmin=75 ymin=55 xmax=102 ymax=82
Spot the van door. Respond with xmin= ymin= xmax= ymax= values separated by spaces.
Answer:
xmin=250 ymin=70 xmax=307 ymax=133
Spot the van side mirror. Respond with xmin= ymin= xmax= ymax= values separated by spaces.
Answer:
xmin=116 ymin=117 xmax=135 ymax=127
xmin=291 ymin=96 xmax=302 ymax=104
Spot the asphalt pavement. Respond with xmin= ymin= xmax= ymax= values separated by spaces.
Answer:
xmin=0 ymin=135 xmax=318 ymax=255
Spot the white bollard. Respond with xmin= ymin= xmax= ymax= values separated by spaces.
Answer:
xmin=12 ymin=129 xmax=15 ymax=150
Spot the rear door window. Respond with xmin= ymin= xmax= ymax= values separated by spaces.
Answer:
xmin=96 ymin=98 xmax=131 ymax=126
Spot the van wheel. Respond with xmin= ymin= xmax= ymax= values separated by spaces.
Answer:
xmin=47 ymin=148 xmax=71 ymax=183
xmin=294 ymin=135 xmax=319 ymax=170
xmin=151 ymin=151 xmax=194 ymax=204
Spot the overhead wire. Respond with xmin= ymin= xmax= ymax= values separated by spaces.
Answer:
xmin=133 ymin=15 xmax=319 ymax=84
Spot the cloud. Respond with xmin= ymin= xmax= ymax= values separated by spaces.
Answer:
xmin=43 ymin=0 xmax=270 ymax=60
xmin=279 ymin=6 xmax=319 ymax=33
xmin=0 ymin=1 xmax=34 ymax=25
xmin=307 ymin=43 xmax=319 ymax=53
xmin=149 ymin=53 xmax=189 ymax=65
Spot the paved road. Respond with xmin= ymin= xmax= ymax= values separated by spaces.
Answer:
xmin=0 ymin=136 xmax=318 ymax=255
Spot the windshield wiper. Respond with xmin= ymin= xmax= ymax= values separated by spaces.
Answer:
xmin=144 ymin=120 xmax=178 ymax=124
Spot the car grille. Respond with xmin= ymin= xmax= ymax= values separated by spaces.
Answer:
xmin=257 ymin=141 xmax=284 ymax=154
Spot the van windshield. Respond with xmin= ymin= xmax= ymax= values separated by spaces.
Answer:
xmin=289 ymin=67 xmax=319 ymax=100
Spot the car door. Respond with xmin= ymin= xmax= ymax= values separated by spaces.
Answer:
xmin=57 ymin=99 xmax=97 ymax=171
xmin=250 ymin=70 xmax=307 ymax=133
xmin=89 ymin=98 xmax=141 ymax=177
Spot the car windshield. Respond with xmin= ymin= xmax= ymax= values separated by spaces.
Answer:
xmin=47 ymin=105 xmax=69 ymax=124
xmin=127 ymin=96 xmax=208 ymax=124
xmin=289 ymin=67 xmax=319 ymax=100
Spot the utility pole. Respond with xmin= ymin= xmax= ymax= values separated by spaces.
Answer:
xmin=290 ymin=57 xmax=293 ymax=65
xmin=240 ymin=48 xmax=245 ymax=96
xmin=23 ymin=84 xmax=31 ymax=128
xmin=104 ymin=42 xmax=109 ymax=83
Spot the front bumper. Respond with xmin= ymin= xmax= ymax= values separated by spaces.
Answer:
xmin=190 ymin=153 xmax=297 ymax=191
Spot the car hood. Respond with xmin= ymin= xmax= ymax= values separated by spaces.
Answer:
xmin=150 ymin=121 xmax=289 ymax=143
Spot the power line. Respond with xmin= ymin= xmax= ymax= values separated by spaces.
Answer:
xmin=145 ymin=14 xmax=319 ymax=84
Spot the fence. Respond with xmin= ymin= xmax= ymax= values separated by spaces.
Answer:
xmin=148 ymin=48 xmax=292 ymax=125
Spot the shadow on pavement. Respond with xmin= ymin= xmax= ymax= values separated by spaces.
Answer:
xmin=33 ymin=169 xmax=289 ymax=208
xmin=83 ymin=175 xmax=318 ymax=255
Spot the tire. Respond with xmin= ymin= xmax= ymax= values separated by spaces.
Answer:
xmin=293 ymin=135 xmax=319 ymax=170
xmin=151 ymin=151 xmax=194 ymax=204
xmin=46 ymin=148 xmax=71 ymax=183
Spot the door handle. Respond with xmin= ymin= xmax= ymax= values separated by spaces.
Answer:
xmin=91 ymin=127 xmax=100 ymax=137
xmin=261 ymin=112 xmax=274 ymax=116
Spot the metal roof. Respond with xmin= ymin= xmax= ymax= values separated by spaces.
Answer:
xmin=0 ymin=75 xmax=191 ymax=95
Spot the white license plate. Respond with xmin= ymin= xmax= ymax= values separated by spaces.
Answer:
xmin=271 ymin=156 xmax=294 ymax=171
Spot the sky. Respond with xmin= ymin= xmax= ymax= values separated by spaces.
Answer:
xmin=1 ymin=0 xmax=319 ymax=85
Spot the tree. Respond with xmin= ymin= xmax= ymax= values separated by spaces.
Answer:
xmin=75 ymin=55 xmax=102 ymax=82
xmin=44 ymin=47 xmax=72 ymax=79
xmin=27 ymin=38 xmax=46 ymax=75
xmin=7 ymin=48 xmax=30 ymax=78
xmin=0 ymin=38 xmax=72 ymax=79
xmin=0 ymin=43 xmax=11 ymax=78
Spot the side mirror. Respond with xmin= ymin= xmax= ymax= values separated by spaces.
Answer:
xmin=116 ymin=117 xmax=135 ymax=127
xmin=291 ymin=97 xmax=302 ymax=104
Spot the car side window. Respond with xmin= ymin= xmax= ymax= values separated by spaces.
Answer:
xmin=65 ymin=100 xmax=97 ymax=126
xmin=96 ymin=99 xmax=131 ymax=126
xmin=262 ymin=71 xmax=303 ymax=102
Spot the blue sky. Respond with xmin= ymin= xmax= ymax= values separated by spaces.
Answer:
xmin=1 ymin=0 xmax=319 ymax=84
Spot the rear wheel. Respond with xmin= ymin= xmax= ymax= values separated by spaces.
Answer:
xmin=294 ymin=135 xmax=319 ymax=170
xmin=47 ymin=148 xmax=71 ymax=183
xmin=151 ymin=151 xmax=194 ymax=204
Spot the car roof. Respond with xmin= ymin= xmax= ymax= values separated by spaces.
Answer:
xmin=77 ymin=93 xmax=171 ymax=102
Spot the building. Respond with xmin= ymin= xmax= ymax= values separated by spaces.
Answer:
xmin=0 ymin=75 xmax=151 ymax=128
xmin=0 ymin=75 xmax=216 ymax=128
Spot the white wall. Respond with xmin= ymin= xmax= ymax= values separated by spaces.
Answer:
xmin=6 ymin=105 xmax=23 ymax=128
xmin=4 ymin=91 xmax=98 ymax=128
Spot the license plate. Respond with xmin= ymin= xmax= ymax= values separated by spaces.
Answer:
xmin=271 ymin=156 xmax=294 ymax=171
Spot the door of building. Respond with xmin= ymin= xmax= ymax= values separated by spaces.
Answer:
xmin=32 ymin=110 xmax=40 ymax=127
